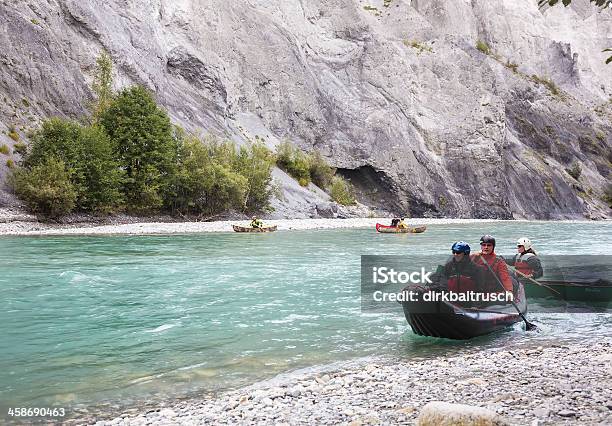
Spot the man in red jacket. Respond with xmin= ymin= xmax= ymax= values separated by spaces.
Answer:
xmin=471 ymin=235 xmax=513 ymax=293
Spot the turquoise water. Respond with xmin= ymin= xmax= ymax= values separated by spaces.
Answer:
xmin=1 ymin=222 xmax=610 ymax=418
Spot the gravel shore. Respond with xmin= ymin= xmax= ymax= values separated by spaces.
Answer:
xmin=0 ymin=215 xmax=504 ymax=236
xmin=90 ymin=340 xmax=612 ymax=426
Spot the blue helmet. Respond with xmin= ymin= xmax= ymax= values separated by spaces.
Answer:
xmin=451 ymin=241 xmax=471 ymax=255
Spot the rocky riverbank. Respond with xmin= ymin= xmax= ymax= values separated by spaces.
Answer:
xmin=90 ymin=340 xmax=612 ymax=426
xmin=0 ymin=210 xmax=504 ymax=236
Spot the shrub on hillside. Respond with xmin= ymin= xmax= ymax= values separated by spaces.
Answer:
xmin=276 ymin=142 xmax=336 ymax=189
xmin=309 ymin=151 xmax=335 ymax=189
xmin=12 ymin=157 xmax=77 ymax=218
xmin=476 ymin=40 xmax=490 ymax=55
xmin=604 ymin=183 xmax=612 ymax=205
xmin=530 ymin=74 xmax=560 ymax=97
xmin=12 ymin=142 xmax=27 ymax=157
xmin=276 ymin=141 xmax=311 ymax=186
xmin=8 ymin=126 xmax=19 ymax=142
xmin=566 ymin=162 xmax=582 ymax=180
xmin=329 ymin=176 xmax=356 ymax=206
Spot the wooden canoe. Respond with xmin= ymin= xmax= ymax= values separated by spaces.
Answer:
xmin=376 ymin=223 xmax=427 ymax=234
xmin=232 ymin=224 xmax=277 ymax=233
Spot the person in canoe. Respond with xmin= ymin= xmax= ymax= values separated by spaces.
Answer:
xmin=390 ymin=218 xmax=400 ymax=227
xmin=441 ymin=241 xmax=484 ymax=294
xmin=505 ymin=237 xmax=543 ymax=279
xmin=250 ymin=216 xmax=263 ymax=229
xmin=471 ymin=235 xmax=513 ymax=294
xmin=397 ymin=217 xmax=409 ymax=229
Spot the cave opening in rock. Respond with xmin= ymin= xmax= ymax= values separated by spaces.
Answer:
xmin=335 ymin=166 xmax=403 ymax=213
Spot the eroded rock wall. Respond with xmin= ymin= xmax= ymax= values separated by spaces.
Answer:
xmin=0 ymin=0 xmax=610 ymax=218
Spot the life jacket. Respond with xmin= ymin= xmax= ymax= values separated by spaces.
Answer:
xmin=514 ymin=253 xmax=536 ymax=276
xmin=472 ymin=253 xmax=513 ymax=293
xmin=445 ymin=259 xmax=479 ymax=293
xmin=447 ymin=274 xmax=477 ymax=293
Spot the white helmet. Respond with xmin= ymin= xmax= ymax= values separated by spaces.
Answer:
xmin=516 ymin=237 xmax=532 ymax=250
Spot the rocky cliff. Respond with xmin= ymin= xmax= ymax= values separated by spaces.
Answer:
xmin=0 ymin=0 xmax=610 ymax=219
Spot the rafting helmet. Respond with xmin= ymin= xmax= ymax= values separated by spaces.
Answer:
xmin=451 ymin=241 xmax=471 ymax=255
xmin=480 ymin=234 xmax=496 ymax=248
xmin=516 ymin=237 xmax=532 ymax=250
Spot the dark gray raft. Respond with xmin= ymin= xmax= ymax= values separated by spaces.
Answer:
xmin=401 ymin=285 xmax=528 ymax=340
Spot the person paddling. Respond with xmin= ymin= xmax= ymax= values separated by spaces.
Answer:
xmin=250 ymin=216 xmax=263 ymax=229
xmin=397 ymin=217 xmax=408 ymax=229
xmin=473 ymin=235 xmax=537 ymax=331
xmin=471 ymin=235 xmax=513 ymax=294
xmin=505 ymin=237 xmax=543 ymax=279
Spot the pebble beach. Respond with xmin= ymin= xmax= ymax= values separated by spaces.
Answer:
xmin=88 ymin=340 xmax=612 ymax=426
xmin=0 ymin=209 xmax=503 ymax=236
xmin=1 ymin=207 xmax=605 ymax=237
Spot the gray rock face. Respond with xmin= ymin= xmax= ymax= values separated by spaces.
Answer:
xmin=0 ymin=0 xmax=610 ymax=218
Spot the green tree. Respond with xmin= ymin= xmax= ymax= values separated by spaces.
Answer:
xmin=100 ymin=86 xmax=178 ymax=213
xmin=170 ymin=136 xmax=246 ymax=215
xmin=169 ymin=135 xmax=276 ymax=215
xmin=24 ymin=118 xmax=82 ymax=169
xmin=25 ymin=118 xmax=123 ymax=213
xmin=233 ymin=142 xmax=276 ymax=212
xmin=91 ymin=51 xmax=115 ymax=122
xmin=203 ymin=163 xmax=248 ymax=214
xmin=77 ymin=125 xmax=124 ymax=212
xmin=12 ymin=157 xmax=77 ymax=218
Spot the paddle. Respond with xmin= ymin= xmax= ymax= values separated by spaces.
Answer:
xmin=475 ymin=254 xmax=537 ymax=331
xmin=509 ymin=267 xmax=562 ymax=296
xmin=537 ymin=278 xmax=611 ymax=287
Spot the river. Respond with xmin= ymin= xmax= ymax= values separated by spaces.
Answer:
xmin=1 ymin=221 xmax=610 ymax=418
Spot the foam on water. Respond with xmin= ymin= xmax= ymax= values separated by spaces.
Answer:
xmin=144 ymin=324 xmax=178 ymax=333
